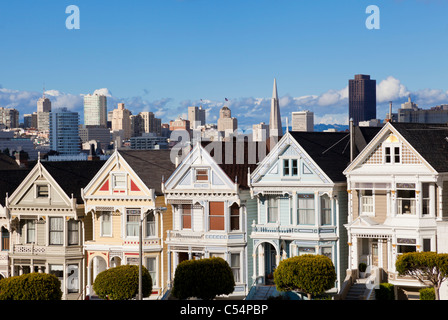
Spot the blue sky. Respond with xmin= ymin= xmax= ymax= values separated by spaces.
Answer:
xmin=1 ymin=0 xmax=448 ymax=129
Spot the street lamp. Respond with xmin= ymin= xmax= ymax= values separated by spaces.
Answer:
xmin=139 ymin=206 xmax=167 ymax=300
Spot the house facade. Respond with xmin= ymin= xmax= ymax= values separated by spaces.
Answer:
xmin=344 ymin=122 xmax=448 ymax=289
xmin=162 ymin=140 xmax=264 ymax=297
xmin=4 ymin=159 xmax=104 ymax=299
xmin=249 ymin=131 xmax=368 ymax=291
xmin=82 ymin=149 xmax=175 ymax=299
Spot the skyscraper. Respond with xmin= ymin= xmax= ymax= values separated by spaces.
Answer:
xmin=188 ymin=106 xmax=206 ymax=130
xmin=111 ymin=103 xmax=132 ymax=140
xmin=217 ymin=105 xmax=237 ymax=137
xmin=349 ymin=74 xmax=376 ymax=125
xmin=269 ymin=78 xmax=282 ymax=138
xmin=84 ymin=93 xmax=107 ymax=127
xmin=37 ymin=93 xmax=51 ymax=132
xmin=49 ymin=108 xmax=80 ymax=154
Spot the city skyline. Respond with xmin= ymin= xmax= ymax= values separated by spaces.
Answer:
xmin=1 ymin=1 xmax=448 ymax=129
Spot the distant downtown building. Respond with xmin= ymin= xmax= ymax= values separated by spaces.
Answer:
xmin=49 ymin=108 xmax=81 ymax=154
xmin=349 ymin=74 xmax=376 ymax=126
xmin=188 ymin=106 xmax=206 ymax=130
xmin=37 ymin=94 xmax=51 ymax=131
xmin=217 ymin=105 xmax=237 ymax=137
xmin=111 ymin=103 xmax=132 ymax=141
xmin=397 ymin=95 xmax=448 ymax=123
xmin=0 ymin=107 xmax=19 ymax=129
xmin=269 ymin=78 xmax=282 ymax=138
xmin=291 ymin=110 xmax=314 ymax=132
xmin=84 ymin=93 xmax=107 ymax=127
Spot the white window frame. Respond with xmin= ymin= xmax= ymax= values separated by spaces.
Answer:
xmin=360 ymin=189 xmax=375 ymax=216
xmin=112 ymin=173 xmax=127 ymax=189
xmin=101 ymin=211 xmax=112 ymax=237
xmin=146 ymin=257 xmax=158 ymax=287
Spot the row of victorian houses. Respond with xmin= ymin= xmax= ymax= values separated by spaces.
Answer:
xmin=1 ymin=121 xmax=448 ymax=300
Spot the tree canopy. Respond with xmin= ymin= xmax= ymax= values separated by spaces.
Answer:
xmin=396 ymin=251 xmax=448 ymax=300
xmin=0 ymin=273 xmax=62 ymax=300
xmin=274 ymin=254 xmax=336 ymax=300
xmin=171 ymin=257 xmax=235 ymax=300
xmin=93 ymin=264 xmax=152 ymax=300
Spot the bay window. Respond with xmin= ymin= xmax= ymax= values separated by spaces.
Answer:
xmin=126 ymin=209 xmax=140 ymax=237
xmin=49 ymin=217 xmax=64 ymax=245
xmin=209 ymin=202 xmax=225 ymax=231
xmin=298 ymin=194 xmax=314 ymax=225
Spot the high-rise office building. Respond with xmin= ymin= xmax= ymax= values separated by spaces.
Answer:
xmin=111 ymin=103 xmax=132 ymax=140
xmin=217 ymin=106 xmax=237 ymax=137
xmin=84 ymin=93 xmax=107 ymax=127
xmin=37 ymin=93 xmax=52 ymax=132
xmin=49 ymin=108 xmax=80 ymax=154
xmin=291 ymin=110 xmax=314 ymax=132
xmin=349 ymin=74 xmax=376 ymax=125
xmin=188 ymin=106 xmax=206 ymax=130
xmin=0 ymin=107 xmax=19 ymax=129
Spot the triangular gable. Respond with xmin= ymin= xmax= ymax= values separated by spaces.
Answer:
xmin=83 ymin=151 xmax=153 ymax=199
xmin=164 ymin=143 xmax=236 ymax=191
xmin=250 ymin=132 xmax=333 ymax=185
xmin=8 ymin=161 xmax=73 ymax=208
xmin=344 ymin=122 xmax=436 ymax=175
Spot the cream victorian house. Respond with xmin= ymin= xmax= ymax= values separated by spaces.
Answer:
xmin=3 ymin=158 xmax=105 ymax=300
xmin=344 ymin=122 xmax=448 ymax=294
xmin=82 ymin=149 xmax=175 ymax=299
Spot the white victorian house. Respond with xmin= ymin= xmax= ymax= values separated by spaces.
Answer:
xmin=162 ymin=140 xmax=265 ymax=297
xmin=248 ymin=130 xmax=378 ymax=292
xmin=344 ymin=122 xmax=448 ymax=293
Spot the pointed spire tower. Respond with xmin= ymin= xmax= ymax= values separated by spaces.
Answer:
xmin=269 ymin=78 xmax=283 ymax=138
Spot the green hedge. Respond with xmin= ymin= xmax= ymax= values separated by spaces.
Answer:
xmin=0 ymin=273 xmax=62 ymax=300
xmin=93 ymin=264 xmax=152 ymax=300
xmin=172 ymin=257 xmax=235 ymax=300
xmin=375 ymin=283 xmax=395 ymax=300
xmin=419 ymin=287 xmax=435 ymax=300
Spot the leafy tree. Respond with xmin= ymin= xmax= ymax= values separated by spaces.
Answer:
xmin=93 ymin=265 xmax=152 ymax=300
xmin=274 ymin=254 xmax=336 ymax=300
xmin=0 ymin=273 xmax=62 ymax=300
xmin=171 ymin=257 xmax=235 ymax=300
xmin=396 ymin=251 xmax=448 ymax=300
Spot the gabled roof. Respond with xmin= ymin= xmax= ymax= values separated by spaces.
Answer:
xmin=201 ymin=138 xmax=269 ymax=189
xmin=288 ymin=128 xmax=380 ymax=182
xmin=118 ymin=150 xmax=176 ymax=195
xmin=41 ymin=160 xmax=106 ymax=204
xmin=390 ymin=123 xmax=448 ymax=172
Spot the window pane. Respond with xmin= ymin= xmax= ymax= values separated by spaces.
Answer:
xmin=146 ymin=213 xmax=155 ymax=236
xmin=267 ymin=197 xmax=278 ymax=223
xmin=126 ymin=209 xmax=140 ymax=237
xmin=230 ymin=203 xmax=240 ymax=230
xmin=196 ymin=169 xmax=208 ymax=181
xmin=209 ymin=202 xmax=224 ymax=230
xmin=101 ymin=212 xmax=112 ymax=236
xmin=182 ymin=205 xmax=191 ymax=229
xmin=394 ymin=147 xmax=400 ymax=163
xmin=283 ymin=159 xmax=289 ymax=175
xmin=37 ymin=185 xmax=48 ymax=197
xmin=321 ymin=195 xmax=331 ymax=225
xmin=298 ymin=194 xmax=314 ymax=225
xmin=49 ymin=217 xmax=63 ymax=245
xmin=231 ymin=253 xmax=240 ymax=283
xmin=68 ymin=220 xmax=79 ymax=245
xmin=292 ymin=159 xmax=298 ymax=176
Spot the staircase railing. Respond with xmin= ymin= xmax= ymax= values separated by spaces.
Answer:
xmin=334 ymin=269 xmax=357 ymax=300
xmin=245 ymin=276 xmax=265 ymax=300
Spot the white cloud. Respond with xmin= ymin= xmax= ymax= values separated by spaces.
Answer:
xmin=376 ymin=76 xmax=409 ymax=103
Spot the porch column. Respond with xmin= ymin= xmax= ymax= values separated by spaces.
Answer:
xmin=292 ymin=191 xmax=297 ymax=225
xmin=86 ymin=262 xmax=91 ymax=297
xmin=352 ymin=235 xmax=358 ymax=270
xmin=257 ymin=245 xmax=265 ymax=278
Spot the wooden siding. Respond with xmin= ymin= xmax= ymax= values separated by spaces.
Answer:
xmin=373 ymin=190 xmax=387 ymax=224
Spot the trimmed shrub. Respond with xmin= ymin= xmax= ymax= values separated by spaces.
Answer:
xmin=420 ymin=287 xmax=435 ymax=300
xmin=0 ymin=273 xmax=62 ymax=300
xmin=375 ymin=283 xmax=395 ymax=300
xmin=93 ymin=264 xmax=152 ymax=300
xmin=172 ymin=257 xmax=235 ymax=300
xmin=274 ymin=254 xmax=336 ymax=300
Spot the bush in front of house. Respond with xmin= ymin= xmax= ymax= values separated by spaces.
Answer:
xmin=0 ymin=272 xmax=62 ymax=300
xmin=93 ymin=264 xmax=152 ymax=300
xmin=171 ymin=257 xmax=235 ymax=300
xmin=419 ymin=287 xmax=435 ymax=300
xmin=375 ymin=283 xmax=395 ymax=300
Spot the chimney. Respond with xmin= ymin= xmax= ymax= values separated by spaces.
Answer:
xmin=15 ymin=150 xmax=28 ymax=168
xmin=87 ymin=143 xmax=99 ymax=161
